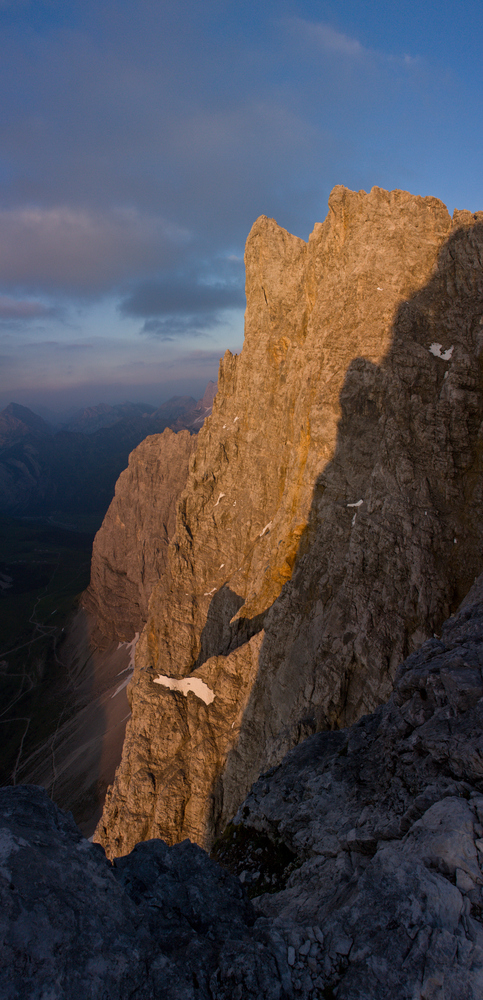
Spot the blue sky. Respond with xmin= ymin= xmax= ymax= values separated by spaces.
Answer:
xmin=0 ymin=0 xmax=482 ymax=413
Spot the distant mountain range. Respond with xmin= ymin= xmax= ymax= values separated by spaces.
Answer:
xmin=0 ymin=382 xmax=216 ymax=530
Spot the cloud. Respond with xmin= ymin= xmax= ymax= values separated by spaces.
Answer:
xmin=121 ymin=275 xmax=245 ymax=318
xmin=287 ymin=17 xmax=424 ymax=72
xmin=0 ymin=0 xmax=475 ymax=412
xmin=0 ymin=206 xmax=189 ymax=295
xmin=23 ymin=340 xmax=91 ymax=351
xmin=140 ymin=317 xmax=214 ymax=340
xmin=170 ymin=348 xmax=229 ymax=368
xmin=0 ymin=295 xmax=52 ymax=320
xmin=120 ymin=267 xmax=245 ymax=338
xmin=304 ymin=22 xmax=364 ymax=58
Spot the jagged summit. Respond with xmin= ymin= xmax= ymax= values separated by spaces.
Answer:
xmin=90 ymin=185 xmax=483 ymax=859
xmin=0 ymin=401 xmax=52 ymax=447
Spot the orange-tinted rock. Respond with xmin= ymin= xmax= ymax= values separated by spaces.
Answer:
xmin=95 ymin=187 xmax=483 ymax=858
xmin=83 ymin=428 xmax=195 ymax=643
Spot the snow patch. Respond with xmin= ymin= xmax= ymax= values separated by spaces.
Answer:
xmin=233 ymin=416 xmax=239 ymax=422
xmin=259 ymin=521 xmax=272 ymax=537
xmin=111 ymin=675 xmax=131 ymax=699
xmin=351 ymin=513 xmax=357 ymax=527
xmin=112 ymin=633 xmax=139 ymax=697
xmin=116 ymin=632 xmax=139 ymax=673
xmin=214 ymin=492 xmax=226 ymax=507
xmin=153 ymin=674 xmax=215 ymax=705
xmin=204 ymin=588 xmax=216 ymax=596
xmin=429 ymin=343 xmax=454 ymax=361
xmin=347 ymin=499 xmax=363 ymax=508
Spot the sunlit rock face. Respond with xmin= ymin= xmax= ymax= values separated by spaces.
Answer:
xmin=95 ymin=185 xmax=483 ymax=859
xmin=14 ymin=428 xmax=197 ymax=838
xmin=83 ymin=427 xmax=195 ymax=643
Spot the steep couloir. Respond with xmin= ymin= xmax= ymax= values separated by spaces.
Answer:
xmin=95 ymin=185 xmax=483 ymax=858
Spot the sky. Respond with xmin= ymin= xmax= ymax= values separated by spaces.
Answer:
xmin=0 ymin=0 xmax=482 ymax=415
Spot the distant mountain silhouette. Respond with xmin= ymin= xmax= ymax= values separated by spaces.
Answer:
xmin=0 ymin=402 xmax=52 ymax=448
xmin=0 ymin=383 xmax=216 ymax=530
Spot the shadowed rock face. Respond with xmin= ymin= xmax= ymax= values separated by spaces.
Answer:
xmin=95 ymin=185 xmax=483 ymax=858
xmin=4 ymin=584 xmax=483 ymax=998
xmin=0 ymin=786 xmax=289 ymax=1000
xmin=217 ymin=576 xmax=483 ymax=1000
xmin=83 ymin=427 xmax=195 ymax=643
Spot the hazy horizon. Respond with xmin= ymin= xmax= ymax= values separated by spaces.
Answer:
xmin=0 ymin=372 xmax=221 ymax=419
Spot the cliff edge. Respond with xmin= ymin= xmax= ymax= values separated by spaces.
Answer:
xmin=94 ymin=185 xmax=483 ymax=857
xmin=83 ymin=427 xmax=195 ymax=643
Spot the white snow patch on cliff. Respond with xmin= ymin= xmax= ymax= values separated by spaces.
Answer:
xmin=214 ymin=492 xmax=226 ymax=507
xmin=429 ymin=343 xmax=454 ymax=361
xmin=153 ymin=674 xmax=215 ymax=705
xmin=111 ymin=633 xmax=139 ymax=697
xmin=259 ymin=521 xmax=272 ymax=537
xmin=347 ymin=499 xmax=364 ymax=508
xmin=111 ymin=676 xmax=130 ymax=698
xmin=116 ymin=632 xmax=139 ymax=673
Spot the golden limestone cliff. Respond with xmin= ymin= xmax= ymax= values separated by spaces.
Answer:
xmin=93 ymin=185 xmax=483 ymax=858
xmin=83 ymin=428 xmax=195 ymax=643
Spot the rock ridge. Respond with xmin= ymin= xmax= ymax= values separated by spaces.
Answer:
xmin=215 ymin=573 xmax=483 ymax=998
xmin=94 ymin=184 xmax=483 ymax=858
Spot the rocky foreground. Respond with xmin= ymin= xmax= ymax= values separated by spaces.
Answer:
xmin=3 ymin=579 xmax=483 ymax=999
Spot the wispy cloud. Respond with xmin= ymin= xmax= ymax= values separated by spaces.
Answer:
xmin=305 ymin=22 xmax=364 ymax=58
xmin=120 ymin=266 xmax=245 ymax=339
xmin=0 ymin=295 xmax=52 ymax=320
xmin=121 ymin=276 xmax=244 ymax=319
xmin=169 ymin=348 xmax=229 ymax=368
xmin=0 ymin=207 xmax=189 ymax=295
xmin=287 ymin=17 xmax=423 ymax=71
xmin=23 ymin=340 xmax=91 ymax=351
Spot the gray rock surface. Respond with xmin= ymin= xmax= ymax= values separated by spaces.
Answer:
xmin=4 ymin=584 xmax=483 ymax=997
xmin=214 ymin=577 xmax=483 ymax=998
xmin=96 ymin=186 xmax=483 ymax=857
xmin=0 ymin=785 xmax=289 ymax=1000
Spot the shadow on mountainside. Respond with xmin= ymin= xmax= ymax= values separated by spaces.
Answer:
xmin=210 ymin=216 xmax=483 ymax=839
xmin=194 ymin=584 xmax=267 ymax=670
xmin=1 ymin=601 xmax=135 ymax=838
